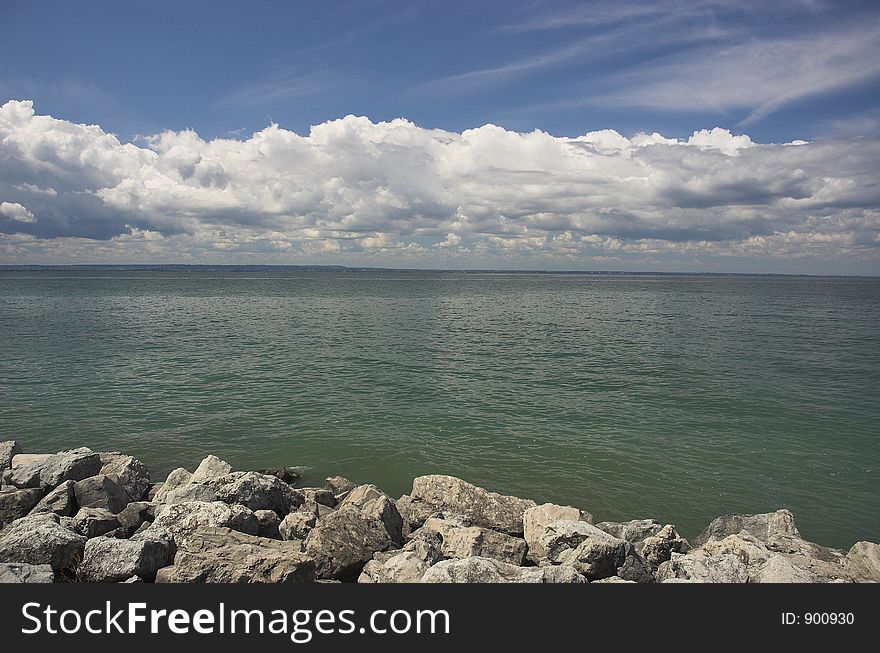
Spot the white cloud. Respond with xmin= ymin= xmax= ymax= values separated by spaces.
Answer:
xmin=0 ymin=100 xmax=878 ymax=272
xmin=0 ymin=201 xmax=36 ymax=223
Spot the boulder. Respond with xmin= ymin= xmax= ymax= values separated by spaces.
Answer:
xmin=9 ymin=448 xmax=102 ymax=490
xmin=73 ymin=475 xmax=129 ymax=513
xmin=421 ymin=557 xmax=586 ymax=583
xmin=593 ymin=576 xmax=636 ymax=584
xmin=213 ymin=471 xmax=304 ymax=514
xmin=404 ymin=475 xmax=536 ymax=536
xmin=749 ymin=555 xmax=819 ymax=583
xmin=30 ymin=481 xmax=77 ymax=517
xmin=0 ymin=513 xmax=86 ymax=572
xmin=339 ymin=484 xmax=403 ymax=545
xmin=0 ymin=441 xmax=22 ymax=472
xmin=657 ymin=553 xmax=749 ymax=583
xmin=325 ymin=476 xmax=357 ymax=497
xmin=153 ymin=468 xmax=191 ymax=502
xmin=417 ymin=517 xmax=527 ymax=565
xmin=258 ymin=467 xmax=301 ymax=485
xmin=72 ymin=507 xmax=120 ymax=538
xmin=359 ymin=530 xmax=444 ymax=583
xmin=279 ymin=509 xmax=317 ymax=541
xmin=145 ymin=501 xmax=259 ymax=548
xmin=10 ymin=453 xmax=51 ymax=467
xmin=639 ymin=524 xmax=691 ymax=570
xmin=0 ymin=562 xmax=55 ymax=583
xmin=189 ymin=455 xmax=232 ymax=483
xmin=692 ymin=509 xmax=799 ymax=546
xmin=155 ymin=526 xmax=314 ymax=583
xmin=615 ymin=547 xmax=655 ymax=583
xmin=596 ymin=519 xmax=664 ymax=544
xmin=524 ymin=503 xmax=590 ymax=562
xmin=99 ymin=453 xmax=151 ymax=502
xmin=0 ymin=487 xmax=44 ymax=528
xmin=78 ymin=534 xmax=174 ymax=582
xmin=539 ymin=520 xmax=629 ymax=581
xmin=303 ymin=506 xmax=397 ymax=580
xmin=845 ymin=541 xmax=880 ymax=582
xmin=115 ymin=502 xmax=155 ymax=537
xmin=146 ymin=483 xmax=163 ymax=501
xmin=254 ymin=509 xmax=281 ymax=539
xmin=302 ymin=488 xmax=337 ymax=508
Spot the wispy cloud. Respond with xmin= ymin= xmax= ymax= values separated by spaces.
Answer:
xmin=214 ymin=72 xmax=334 ymax=108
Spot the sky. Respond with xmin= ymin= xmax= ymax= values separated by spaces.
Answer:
xmin=1 ymin=0 xmax=879 ymax=274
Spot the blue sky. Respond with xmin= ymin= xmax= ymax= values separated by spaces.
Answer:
xmin=1 ymin=0 xmax=879 ymax=273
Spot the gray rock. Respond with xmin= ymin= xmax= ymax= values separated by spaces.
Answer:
xmin=325 ymin=475 xmax=357 ymax=497
xmin=30 ymin=481 xmax=77 ymax=517
xmin=749 ymin=555 xmax=819 ymax=583
xmin=421 ymin=557 xmax=587 ymax=583
xmin=302 ymin=488 xmax=337 ymax=508
xmin=539 ymin=520 xmax=629 ymax=580
xmin=523 ymin=503 xmax=590 ymax=562
xmin=657 ymin=553 xmax=749 ymax=583
xmin=255 ymin=509 xmax=281 ymax=539
xmin=73 ymin=507 xmax=120 ymax=538
xmin=279 ymin=509 xmax=317 ymax=541
xmin=692 ymin=509 xmax=799 ymax=546
xmin=78 ymin=534 xmax=174 ymax=582
xmin=213 ymin=471 xmax=304 ymax=514
xmin=404 ymin=475 xmax=536 ymax=536
xmin=73 ymin=474 xmax=129 ymax=513
xmin=593 ymin=576 xmax=636 ymax=583
xmin=9 ymin=448 xmax=102 ymax=491
xmin=845 ymin=541 xmax=880 ymax=582
xmin=0 ymin=513 xmax=86 ymax=572
xmin=155 ymin=526 xmax=314 ymax=583
xmin=158 ymin=482 xmax=218 ymax=504
xmin=359 ymin=530 xmax=444 ymax=583
xmin=339 ymin=484 xmax=403 ymax=545
xmin=0 ymin=562 xmax=54 ymax=583
xmin=122 ymin=575 xmax=144 ymax=583
xmin=616 ymin=546 xmax=655 ymax=583
xmin=596 ymin=519 xmax=664 ymax=544
xmin=145 ymin=501 xmax=259 ymax=548
xmin=0 ymin=441 xmax=22 ymax=472
xmin=639 ymin=524 xmax=690 ymax=570
xmin=417 ymin=517 xmax=527 ymax=565
xmin=304 ymin=505 xmax=397 ymax=580
xmin=146 ymin=483 xmax=163 ymax=501
xmin=99 ymin=453 xmax=151 ymax=502
xmin=153 ymin=468 xmax=191 ymax=502
xmin=116 ymin=501 xmax=155 ymax=536
xmin=0 ymin=486 xmax=44 ymax=528
xmin=190 ymin=455 xmax=232 ymax=483
xmin=258 ymin=467 xmax=301 ymax=485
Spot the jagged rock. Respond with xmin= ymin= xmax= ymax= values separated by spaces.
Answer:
xmin=157 ymin=482 xmax=218 ymax=504
xmin=692 ymin=509 xmax=799 ymax=546
xmin=846 ymin=541 xmax=880 ymax=582
xmin=325 ymin=476 xmax=357 ymax=497
xmin=616 ymin=546 xmax=655 ymax=583
xmin=750 ymin=555 xmax=819 ymax=583
xmin=10 ymin=453 xmax=51 ymax=467
xmin=153 ymin=468 xmax=192 ymax=502
xmin=99 ymin=453 xmax=151 ymax=502
xmin=339 ymin=484 xmax=403 ymax=545
xmin=146 ymin=501 xmax=259 ymax=548
xmin=416 ymin=517 xmax=527 ymax=565
xmin=155 ymin=526 xmax=314 ymax=583
xmin=421 ymin=557 xmax=586 ymax=583
xmin=302 ymin=488 xmax=337 ymax=508
xmin=279 ymin=509 xmax=317 ymax=541
xmin=0 ymin=486 xmax=43 ymax=528
xmin=0 ymin=441 xmax=22 ymax=472
xmin=359 ymin=530 xmax=444 ymax=583
xmin=0 ymin=562 xmax=55 ymax=583
xmin=146 ymin=483 xmax=163 ymax=501
xmin=9 ymin=448 xmax=102 ymax=491
xmin=697 ymin=532 xmax=772 ymax=566
xmin=116 ymin=502 xmax=155 ymax=537
xmin=640 ymin=524 xmax=690 ymax=569
xmin=539 ymin=520 xmax=629 ymax=580
xmin=258 ymin=467 xmax=301 ymax=485
xmin=30 ymin=481 xmax=76 ymax=517
xmin=213 ymin=471 xmax=304 ymax=514
xmin=524 ymin=503 xmax=591 ymax=562
xmin=78 ymin=534 xmax=174 ymax=582
xmin=0 ymin=513 xmax=86 ymax=572
xmin=73 ymin=475 xmax=128 ymax=513
xmin=657 ymin=552 xmax=749 ymax=583
xmin=190 ymin=455 xmax=232 ymax=483
xmin=596 ymin=519 xmax=664 ymax=544
xmin=73 ymin=507 xmax=120 ymax=538
xmin=255 ymin=509 xmax=281 ymax=539
xmin=762 ymin=532 xmax=850 ymax=581
xmin=304 ymin=506 xmax=397 ymax=580
xmin=404 ymin=475 xmax=536 ymax=536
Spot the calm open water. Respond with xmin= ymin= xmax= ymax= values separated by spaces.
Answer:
xmin=0 ymin=268 xmax=877 ymax=548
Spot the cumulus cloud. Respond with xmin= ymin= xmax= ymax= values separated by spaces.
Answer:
xmin=0 ymin=100 xmax=878 ymax=271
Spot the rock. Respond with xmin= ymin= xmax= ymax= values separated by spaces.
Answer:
xmin=72 ymin=507 xmax=120 ymax=538
xmin=123 ymin=576 xmax=144 ymax=583
xmin=421 ymin=557 xmax=586 ymax=583
xmin=339 ymin=484 xmax=403 ymax=545
xmin=765 ymin=532 xmax=845 ymax=564
xmin=593 ymin=576 xmax=636 ymax=583
xmin=616 ymin=547 xmax=655 ymax=583
xmin=692 ymin=509 xmax=799 ymax=546
xmin=11 ymin=453 xmax=51 ymax=467
xmin=640 ymin=524 xmax=690 ymax=570
xmin=73 ymin=474 xmax=129 ymax=513
xmin=190 ymin=455 xmax=232 ymax=483
xmin=279 ymin=509 xmax=317 ymax=541
xmin=116 ymin=502 xmax=155 ymax=536
xmin=258 ymin=467 xmax=301 ymax=485
xmin=255 ymin=509 xmax=281 ymax=539
xmin=657 ymin=553 xmax=749 ymax=583
xmin=213 ymin=471 xmax=304 ymax=514
xmin=750 ymin=555 xmax=819 ymax=583
xmin=596 ymin=519 xmax=664 ymax=544
xmin=539 ymin=520 xmax=628 ymax=580
xmin=155 ymin=526 xmax=314 ymax=583
xmin=9 ymin=448 xmax=102 ymax=490
xmin=405 ymin=475 xmax=536 ymax=536
xmin=153 ymin=468 xmax=191 ymax=502
xmin=0 ymin=562 xmax=54 ymax=583
xmin=99 ymin=453 xmax=151 ymax=502
xmin=145 ymin=501 xmax=259 ymax=548
xmin=845 ymin=541 xmax=880 ymax=582
xmin=146 ymin=483 xmax=163 ymax=501
xmin=78 ymin=534 xmax=174 ymax=582
xmin=0 ymin=487 xmax=44 ymax=528
xmin=359 ymin=531 xmax=444 ymax=583
xmin=696 ymin=532 xmax=773 ymax=566
xmin=417 ymin=517 xmax=527 ymax=565
xmin=0 ymin=513 xmax=86 ymax=572
xmin=0 ymin=441 xmax=22 ymax=472
xmin=30 ymin=481 xmax=77 ymax=517
xmin=325 ymin=476 xmax=357 ymax=497
xmin=302 ymin=488 xmax=337 ymax=508
xmin=303 ymin=506 xmax=397 ymax=580
xmin=158 ymin=482 xmax=218 ymax=504
xmin=523 ymin=503 xmax=590 ymax=562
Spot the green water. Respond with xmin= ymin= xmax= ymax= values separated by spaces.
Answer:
xmin=0 ymin=268 xmax=877 ymax=548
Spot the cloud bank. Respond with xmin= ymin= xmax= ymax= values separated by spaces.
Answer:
xmin=1 ymin=100 xmax=878 ymax=272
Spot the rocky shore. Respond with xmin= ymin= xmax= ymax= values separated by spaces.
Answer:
xmin=1 ymin=441 xmax=878 ymax=584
